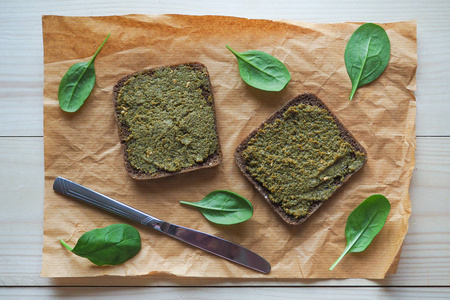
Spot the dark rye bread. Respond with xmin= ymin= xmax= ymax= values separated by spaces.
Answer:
xmin=112 ymin=62 xmax=222 ymax=180
xmin=235 ymin=93 xmax=367 ymax=225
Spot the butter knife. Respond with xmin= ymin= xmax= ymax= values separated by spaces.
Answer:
xmin=53 ymin=177 xmax=271 ymax=274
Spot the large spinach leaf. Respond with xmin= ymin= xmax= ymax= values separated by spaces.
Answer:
xmin=329 ymin=194 xmax=391 ymax=271
xmin=345 ymin=23 xmax=390 ymax=100
xmin=226 ymin=45 xmax=291 ymax=92
xmin=180 ymin=190 xmax=253 ymax=225
xmin=60 ymin=224 xmax=141 ymax=266
xmin=58 ymin=33 xmax=110 ymax=112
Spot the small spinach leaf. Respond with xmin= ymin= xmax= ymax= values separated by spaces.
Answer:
xmin=329 ymin=194 xmax=390 ymax=271
xmin=180 ymin=190 xmax=253 ymax=225
xmin=60 ymin=224 xmax=141 ymax=266
xmin=58 ymin=33 xmax=110 ymax=112
xmin=345 ymin=23 xmax=390 ymax=100
xmin=226 ymin=45 xmax=291 ymax=92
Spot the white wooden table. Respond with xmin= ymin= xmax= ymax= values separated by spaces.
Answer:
xmin=1 ymin=0 xmax=449 ymax=298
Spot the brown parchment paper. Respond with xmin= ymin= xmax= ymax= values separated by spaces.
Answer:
xmin=41 ymin=15 xmax=416 ymax=279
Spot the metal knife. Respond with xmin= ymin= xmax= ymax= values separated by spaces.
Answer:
xmin=53 ymin=177 xmax=271 ymax=274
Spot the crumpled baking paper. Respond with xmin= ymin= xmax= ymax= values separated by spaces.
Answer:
xmin=41 ymin=15 xmax=416 ymax=279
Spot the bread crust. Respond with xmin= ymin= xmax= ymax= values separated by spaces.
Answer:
xmin=235 ymin=93 xmax=367 ymax=225
xmin=112 ymin=62 xmax=222 ymax=180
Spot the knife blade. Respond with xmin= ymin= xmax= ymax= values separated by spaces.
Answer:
xmin=53 ymin=176 xmax=271 ymax=274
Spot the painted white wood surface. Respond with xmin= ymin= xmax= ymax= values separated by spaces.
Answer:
xmin=1 ymin=0 xmax=450 ymax=137
xmin=1 ymin=0 xmax=449 ymax=298
xmin=1 ymin=287 xmax=450 ymax=299
xmin=1 ymin=137 xmax=449 ymax=288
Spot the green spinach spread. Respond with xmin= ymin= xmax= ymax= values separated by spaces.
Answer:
xmin=242 ymin=104 xmax=366 ymax=218
xmin=116 ymin=65 xmax=219 ymax=174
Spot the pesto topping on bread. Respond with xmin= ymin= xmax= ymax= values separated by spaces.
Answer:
xmin=242 ymin=104 xmax=366 ymax=218
xmin=116 ymin=64 xmax=219 ymax=174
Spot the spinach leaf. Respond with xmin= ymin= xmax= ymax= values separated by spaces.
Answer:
xmin=58 ymin=33 xmax=110 ymax=112
xmin=226 ymin=45 xmax=291 ymax=92
xmin=329 ymin=194 xmax=390 ymax=271
xmin=345 ymin=23 xmax=390 ymax=100
xmin=180 ymin=190 xmax=253 ymax=225
xmin=60 ymin=224 xmax=141 ymax=266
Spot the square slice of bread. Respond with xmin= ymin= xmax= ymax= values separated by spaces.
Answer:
xmin=113 ymin=62 xmax=222 ymax=180
xmin=235 ymin=93 xmax=367 ymax=225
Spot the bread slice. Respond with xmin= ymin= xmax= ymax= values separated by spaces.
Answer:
xmin=235 ymin=93 xmax=367 ymax=225
xmin=113 ymin=62 xmax=222 ymax=180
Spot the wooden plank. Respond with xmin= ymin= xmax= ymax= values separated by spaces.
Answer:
xmin=0 ymin=137 xmax=449 ymax=286
xmin=0 ymin=287 xmax=449 ymax=299
xmin=0 ymin=1 xmax=450 ymax=297
xmin=0 ymin=0 xmax=449 ymax=136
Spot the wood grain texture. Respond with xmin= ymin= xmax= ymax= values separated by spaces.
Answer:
xmin=1 ymin=0 xmax=449 ymax=297
xmin=0 ymin=0 xmax=449 ymax=136
xmin=0 ymin=137 xmax=448 ymax=287
xmin=1 ymin=287 xmax=450 ymax=299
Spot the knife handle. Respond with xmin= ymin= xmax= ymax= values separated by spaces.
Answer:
xmin=53 ymin=177 xmax=161 ymax=225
